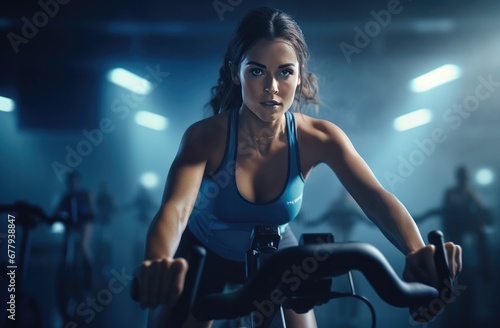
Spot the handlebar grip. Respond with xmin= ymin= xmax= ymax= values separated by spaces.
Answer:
xmin=428 ymin=230 xmax=454 ymax=295
xmin=410 ymin=230 xmax=454 ymax=323
xmin=130 ymin=246 xmax=206 ymax=326
xmin=170 ymin=245 xmax=206 ymax=325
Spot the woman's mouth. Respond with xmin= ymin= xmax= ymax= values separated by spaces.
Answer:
xmin=260 ymin=100 xmax=281 ymax=107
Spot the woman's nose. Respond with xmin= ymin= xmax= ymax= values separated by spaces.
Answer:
xmin=264 ymin=77 xmax=279 ymax=94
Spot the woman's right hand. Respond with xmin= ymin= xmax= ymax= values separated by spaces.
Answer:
xmin=134 ymin=257 xmax=189 ymax=309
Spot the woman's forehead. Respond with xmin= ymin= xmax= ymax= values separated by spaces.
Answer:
xmin=241 ymin=38 xmax=299 ymax=67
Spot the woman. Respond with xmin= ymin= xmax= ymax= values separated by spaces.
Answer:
xmin=135 ymin=7 xmax=462 ymax=328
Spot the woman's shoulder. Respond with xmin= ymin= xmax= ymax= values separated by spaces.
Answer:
xmin=184 ymin=111 xmax=229 ymax=139
xmin=179 ymin=111 xmax=229 ymax=155
xmin=292 ymin=112 xmax=347 ymax=144
xmin=292 ymin=112 xmax=355 ymax=170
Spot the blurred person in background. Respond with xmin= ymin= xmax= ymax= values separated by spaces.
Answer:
xmin=54 ymin=170 xmax=96 ymax=325
xmin=416 ymin=165 xmax=493 ymax=281
xmin=95 ymin=181 xmax=118 ymax=279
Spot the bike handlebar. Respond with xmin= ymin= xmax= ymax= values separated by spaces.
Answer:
xmin=191 ymin=242 xmax=438 ymax=321
xmin=0 ymin=202 xmax=51 ymax=227
xmin=0 ymin=202 xmax=67 ymax=227
xmin=131 ymin=230 xmax=453 ymax=325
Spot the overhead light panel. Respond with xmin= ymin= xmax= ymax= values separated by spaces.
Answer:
xmin=0 ymin=96 xmax=15 ymax=112
xmin=409 ymin=64 xmax=461 ymax=93
xmin=107 ymin=68 xmax=153 ymax=95
xmin=393 ymin=108 xmax=432 ymax=131
xmin=135 ymin=110 xmax=168 ymax=131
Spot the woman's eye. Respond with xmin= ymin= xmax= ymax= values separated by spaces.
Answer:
xmin=250 ymin=68 xmax=263 ymax=76
xmin=280 ymin=69 xmax=293 ymax=77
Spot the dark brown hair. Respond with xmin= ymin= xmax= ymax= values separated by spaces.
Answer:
xmin=208 ymin=7 xmax=319 ymax=115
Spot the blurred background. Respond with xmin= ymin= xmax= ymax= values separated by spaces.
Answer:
xmin=0 ymin=0 xmax=499 ymax=327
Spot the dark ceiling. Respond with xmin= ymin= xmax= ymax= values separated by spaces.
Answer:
xmin=0 ymin=0 xmax=499 ymax=131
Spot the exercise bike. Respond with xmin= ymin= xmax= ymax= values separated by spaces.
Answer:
xmin=0 ymin=201 xmax=93 ymax=327
xmin=0 ymin=202 xmax=54 ymax=328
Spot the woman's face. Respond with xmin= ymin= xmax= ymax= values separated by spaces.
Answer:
xmin=235 ymin=38 xmax=301 ymax=123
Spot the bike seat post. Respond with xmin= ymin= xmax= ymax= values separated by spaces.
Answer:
xmin=246 ymin=226 xmax=281 ymax=277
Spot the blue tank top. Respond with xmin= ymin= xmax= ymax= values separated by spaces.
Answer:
xmin=187 ymin=109 xmax=305 ymax=261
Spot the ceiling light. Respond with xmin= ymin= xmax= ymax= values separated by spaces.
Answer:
xmin=141 ymin=172 xmax=159 ymax=188
xmin=0 ymin=96 xmax=15 ymax=112
xmin=475 ymin=168 xmax=494 ymax=186
xmin=107 ymin=68 xmax=152 ymax=95
xmin=409 ymin=64 xmax=461 ymax=93
xmin=393 ymin=108 xmax=433 ymax=131
xmin=135 ymin=111 xmax=168 ymax=131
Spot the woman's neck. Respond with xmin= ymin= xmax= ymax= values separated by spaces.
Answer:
xmin=238 ymin=105 xmax=287 ymax=144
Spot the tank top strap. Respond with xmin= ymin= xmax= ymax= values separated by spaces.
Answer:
xmin=226 ymin=108 xmax=239 ymax=165
xmin=285 ymin=111 xmax=301 ymax=178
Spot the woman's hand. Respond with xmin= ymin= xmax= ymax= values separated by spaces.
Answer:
xmin=403 ymin=242 xmax=462 ymax=287
xmin=134 ymin=257 xmax=189 ymax=309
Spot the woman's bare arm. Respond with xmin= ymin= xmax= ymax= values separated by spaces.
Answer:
xmin=137 ymin=121 xmax=214 ymax=309
xmin=310 ymin=120 xmax=425 ymax=254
